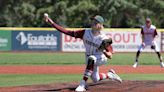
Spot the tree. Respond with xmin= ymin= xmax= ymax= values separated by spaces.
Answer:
xmin=0 ymin=0 xmax=164 ymax=28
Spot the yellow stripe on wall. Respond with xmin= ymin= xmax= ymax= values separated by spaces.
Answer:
xmin=0 ymin=27 xmax=84 ymax=31
xmin=0 ymin=27 xmax=163 ymax=32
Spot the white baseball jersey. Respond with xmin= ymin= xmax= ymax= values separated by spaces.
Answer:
xmin=56 ymin=27 xmax=109 ymax=65
xmin=83 ymin=29 xmax=107 ymax=56
xmin=138 ymin=25 xmax=160 ymax=52
xmin=141 ymin=25 xmax=157 ymax=45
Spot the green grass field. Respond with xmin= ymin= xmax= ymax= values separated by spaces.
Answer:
xmin=0 ymin=52 xmax=163 ymax=87
xmin=1 ymin=74 xmax=164 ymax=87
xmin=0 ymin=52 xmax=162 ymax=65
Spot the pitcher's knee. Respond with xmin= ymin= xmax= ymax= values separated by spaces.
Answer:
xmin=88 ymin=55 xmax=96 ymax=62
xmin=87 ymin=56 xmax=96 ymax=67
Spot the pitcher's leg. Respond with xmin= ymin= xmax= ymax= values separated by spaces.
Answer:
xmin=91 ymin=66 xmax=122 ymax=83
xmin=75 ymin=56 xmax=96 ymax=91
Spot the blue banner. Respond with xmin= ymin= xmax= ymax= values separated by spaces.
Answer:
xmin=12 ymin=31 xmax=60 ymax=51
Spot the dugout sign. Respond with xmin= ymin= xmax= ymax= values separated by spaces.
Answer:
xmin=62 ymin=34 xmax=85 ymax=52
xmin=104 ymin=30 xmax=161 ymax=52
xmin=61 ymin=29 xmax=161 ymax=52
xmin=0 ymin=30 xmax=11 ymax=51
xmin=12 ymin=31 xmax=60 ymax=51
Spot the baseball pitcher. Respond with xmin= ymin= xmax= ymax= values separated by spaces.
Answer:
xmin=44 ymin=14 xmax=122 ymax=92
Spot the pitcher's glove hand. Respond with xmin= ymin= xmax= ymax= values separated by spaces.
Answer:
xmin=98 ymin=38 xmax=113 ymax=51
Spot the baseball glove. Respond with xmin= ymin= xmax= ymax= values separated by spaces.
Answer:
xmin=98 ymin=38 xmax=113 ymax=51
xmin=151 ymin=45 xmax=155 ymax=49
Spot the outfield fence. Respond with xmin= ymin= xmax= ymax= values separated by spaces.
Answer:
xmin=0 ymin=28 xmax=164 ymax=52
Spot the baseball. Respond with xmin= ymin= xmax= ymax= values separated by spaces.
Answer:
xmin=44 ymin=13 xmax=49 ymax=17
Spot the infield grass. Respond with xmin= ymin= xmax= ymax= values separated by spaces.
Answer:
xmin=0 ymin=74 xmax=80 ymax=87
xmin=0 ymin=52 xmax=163 ymax=87
xmin=0 ymin=52 xmax=162 ymax=65
xmin=0 ymin=74 xmax=164 ymax=87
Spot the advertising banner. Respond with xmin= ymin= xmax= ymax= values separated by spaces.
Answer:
xmin=104 ymin=30 xmax=161 ymax=52
xmin=12 ymin=31 xmax=60 ymax=51
xmin=0 ymin=31 xmax=11 ymax=51
xmin=61 ymin=29 xmax=161 ymax=52
xmin=62 ymin=34 xmax=85 ymax=52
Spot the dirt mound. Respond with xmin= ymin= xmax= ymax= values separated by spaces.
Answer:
xmin=1 ymin=80 xmax=164 ymax=92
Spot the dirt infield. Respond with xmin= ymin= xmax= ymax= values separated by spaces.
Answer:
xmin=0 ymin=65 xmax=164 ymax=92
xmin=0 ymin=65 xmax=164 ymax=74
xmin=1 ymin=80 xmax=164 ymax=92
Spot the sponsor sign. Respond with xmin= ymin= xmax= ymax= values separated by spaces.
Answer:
xmin=62 ymin=34 xmax=85 ymax=52
xmin=104 ymin=30 xmax=161 ymax=52
xmin=0 ymin=31 xmax=11 ymax=51
xmin=61 ymin=29 xmax=161 ymax=52
xmin=12 ymin=31 xmax=60 ymax=51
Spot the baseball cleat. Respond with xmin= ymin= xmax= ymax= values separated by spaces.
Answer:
xmin=75 ymin=80 xmax=86 ymax=92
xmin=108 ymin=69 xmax=122 ymax=83
xmin=160 ymin=62 xmax=164 ymax=68
xmin=133 ymin=62 xmax=138 ymax=68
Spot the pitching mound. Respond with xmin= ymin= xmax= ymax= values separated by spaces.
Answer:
xmin=1 ymin=80 xmax=164 ymax=92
